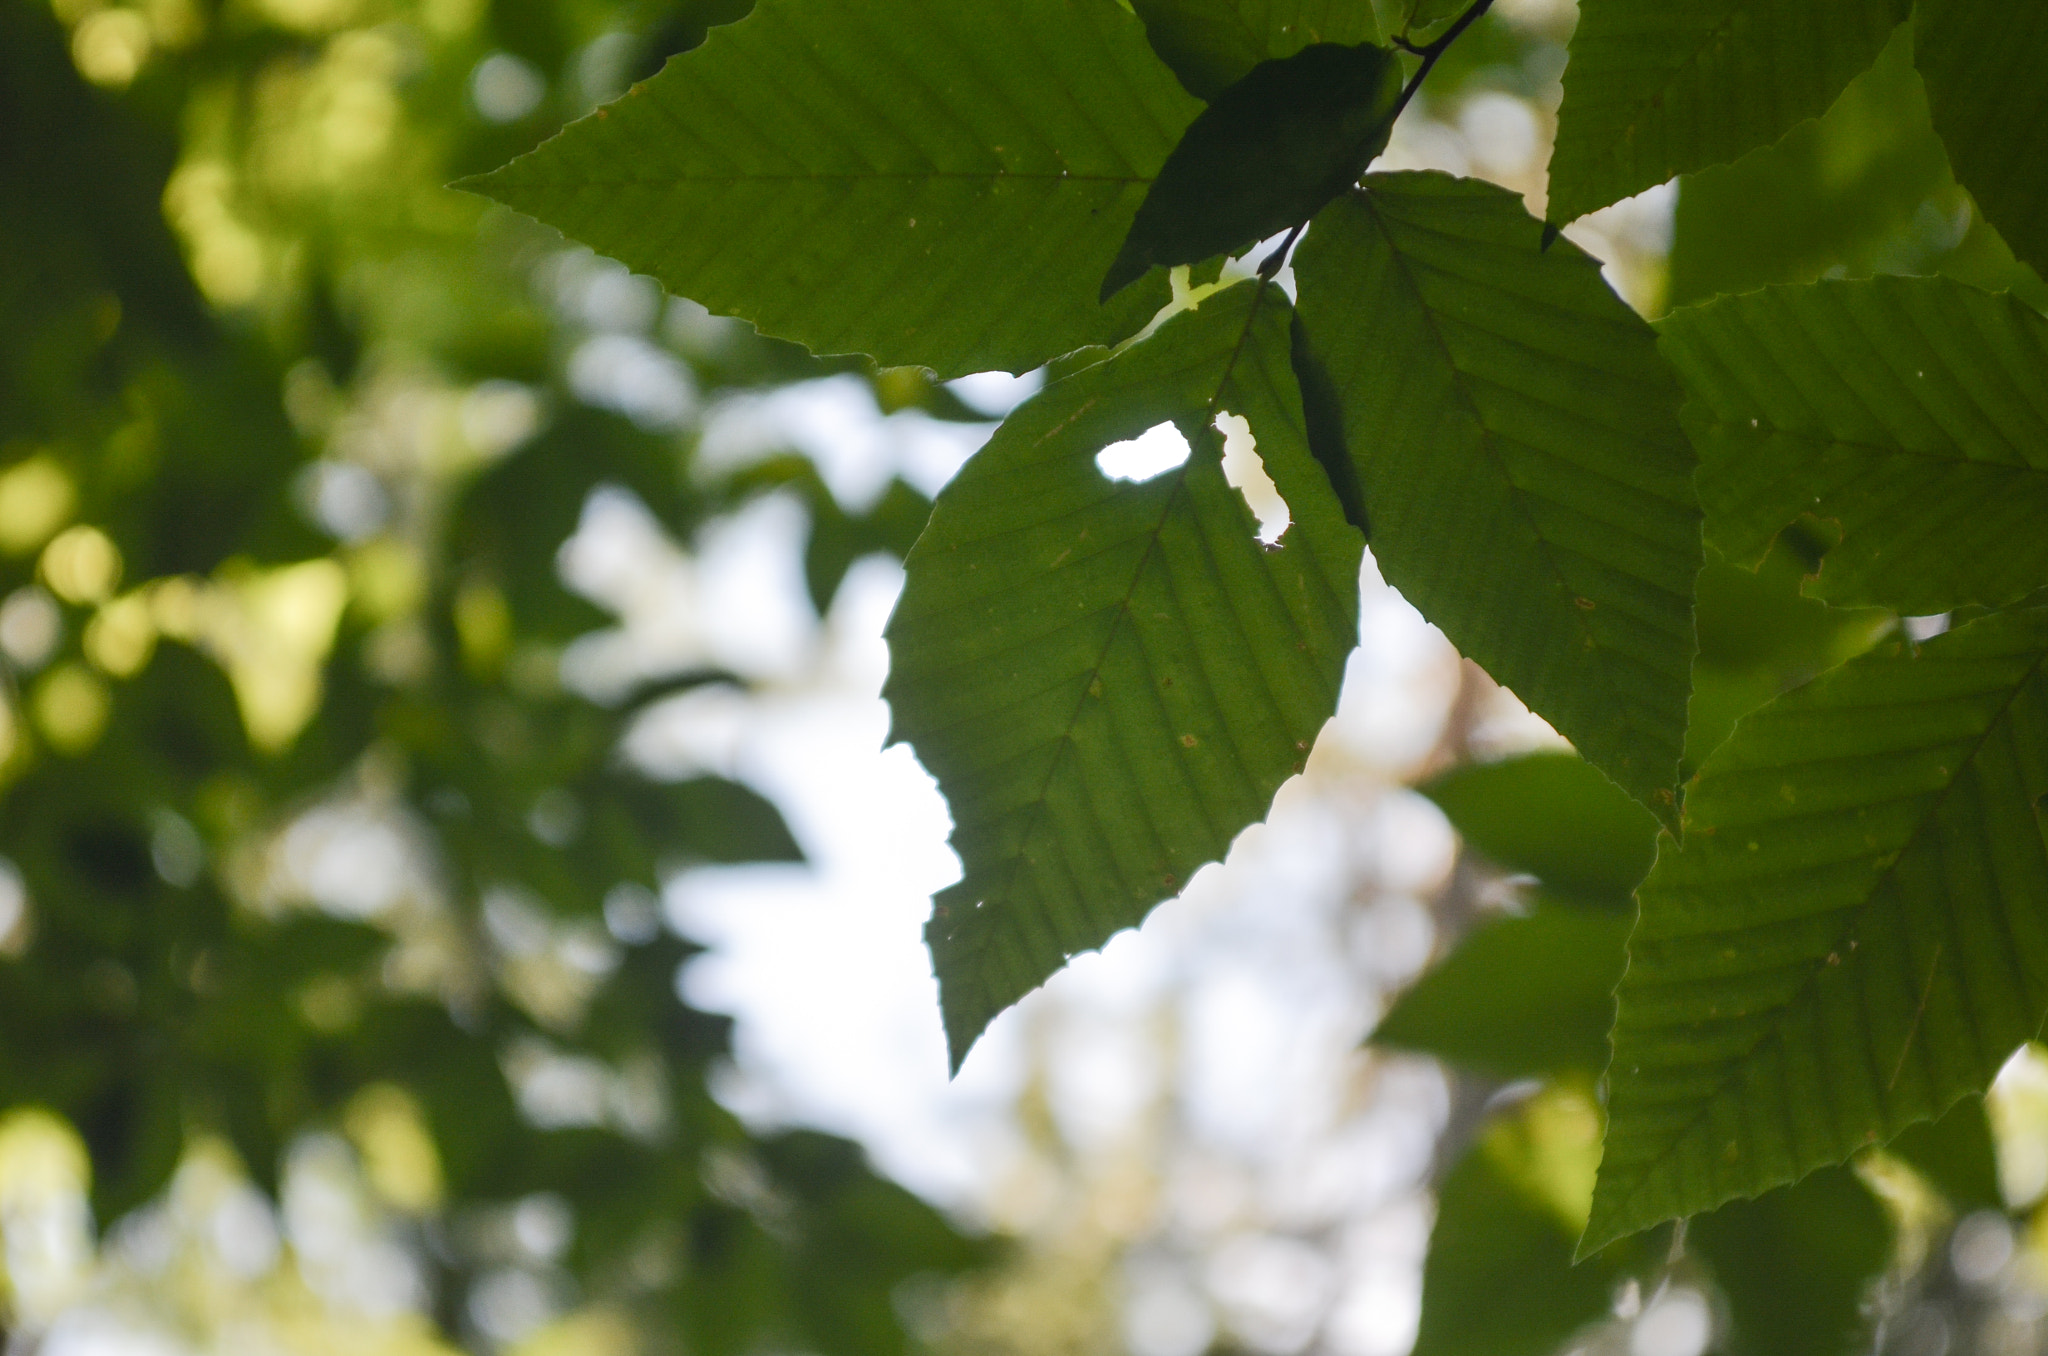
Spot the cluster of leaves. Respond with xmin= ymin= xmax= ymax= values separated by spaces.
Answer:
xmin=0 ymin=0 xmax=990 ymax=1349
xmin=474 ymin=0 xmax=2048 ymax=1334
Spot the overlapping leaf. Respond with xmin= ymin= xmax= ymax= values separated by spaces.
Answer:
xmin=1547 ymin=0 xmax=1906 ymax=224
xmin=1373 ymin=905 xmax=1630 ymax=1078
xmin=466 ymin=0 xmax=1200 ymax=378
xmin=1103 ymin=41 xmax=1403 ymax=299
xmin=886 ymin=282 xmax=1364 ymax=1066
xmin=1294 ymin=174 xmax=1700 ymax=823
xmin=1131 ymin=0 xmax=1381 ymax=99
xmin=1915 ymin=0 xmax=2048 ymax=275
xmin=1588 ymin=601 xmax=2048 ymax=1252
xmin=1418 ymin=1087 xmax=1637 ymax=1356
xmin=1690 ymin=1168 xmax=1894 ymax=1356
xmin=1421 ymin=751 xmax=1657 ymax=903
xmin=1662 ymin=276 xmax=2048 ymax=615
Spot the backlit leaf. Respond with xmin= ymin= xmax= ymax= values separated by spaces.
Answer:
xmin=886 ymin=282 xmax=1364 ymax=1066
xmin=1547 ymin=0 xmax=1906 ymax=225
xmin=467 ymin=0 xmax=1200 ymax=378
xmin=1588 ymin=600 xmax=2048 ymax=1252
xmin=1294 ymin=174 xmax=1700 ymax=823
xmin=1661 ymin=276 xmax=2048 ymax=615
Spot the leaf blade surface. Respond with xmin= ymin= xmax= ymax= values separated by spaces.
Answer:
xmin=1914 ymin=0 xmax=2048 ymax=275
xmin=886 ymin=282 xmax=1364 ymax=1066
xmin=1589 ymin=600 xmax=2048 ymax=1251
xmin=1131 ymin=0 xmax=1381 ymax=99
xmin=1103 ymin=41 xmax=1403 ymax=299
xmin=1662 ymin=276 xmax=2048 ymax=614
xmin=466 ymin=0 xmax=1200 ymax=377
xmin=1294 ymin=173 xmax=1700 ymax=822
xmin=1548 ymin=0 xmax=1905 ymax=224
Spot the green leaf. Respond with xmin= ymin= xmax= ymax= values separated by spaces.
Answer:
xmin=1691 ymin=1167 xmax=1893 ymax=1356
xmin=1663 ymin=27 xmax=1947 ymax=309
xmin=1294 ymin=174 xmax=1701 ymax=824
xmin=1915 ymin=0 xmax=2048 ymax=276
xmin=1587 ymin=600 xmax=2048 ymax=1253
xmin=1372 ymin=904 xmax=1629 ymax=1078
xmin=1417 ymin=1085 xmax=1646 ymax=1356
xmin=885 ymin=282 xmax=1364 ymax=1067
xmin=1420 ymin=751 xmax=1657 ymax=903
xmin=465 ymin=0 xmax=1201 ymax=378
xmin=1547 ymin=0 xmax=1906 ymax=225
xmin=1130 ymin=0 xmax=1382 ymax=100
xmin=1102 ymin=41 xmax=1403 ymax=300
xmin=1886 ymin=1093 xmax=2003 ymax=1214
xmin=1660 ymin=276 xmax=2048 ymax=615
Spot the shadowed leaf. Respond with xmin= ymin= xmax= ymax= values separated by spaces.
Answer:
xmin=1915 ymin=0 xmax=2048 ymax=276
xmin=1131 ymin=0 xmax=1381 ymax=99
xmin=1102 ymin=41 xmax=1402 ymax=300
xmin=1372 ymin=904 xmax=1629 ymax=1078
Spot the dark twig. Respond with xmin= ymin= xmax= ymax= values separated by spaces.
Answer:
xmin=1258 ymin=0 xmax=1497 ymax=282
xmin=1387 ymin=0 xmax=1497 ymax=127
xmin=1257 ymin=219 xmax=1310 ymax=280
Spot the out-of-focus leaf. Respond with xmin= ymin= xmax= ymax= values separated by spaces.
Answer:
xmin=1589 ymin=601 xmax=2048 ymax=1252
xmin=1887 ymin=1094 xmax=2003 ymax=1214
xmin=1417 ymin=1085 xmax=1647 ymax=1356
xmin=1661 ymin=276 xmax=2048 ymax=615
xmin=1691 ymin=1167 xmax=1894 ymax=1356
xmin=1130 ymin=0 xmax=1381 ymax=99
xmin=802 ymin=478 xmax=934 ymax=614
xmin=1684 ymin=539 xmax=1895 ymax=775
xmin=1420 ymin=752 xmax=1656 ymax=904
xmin=1104 ymin=42 xmax=1401 ymax=299
xmin=1660 ymin=28 xmax=2027 ymax=312
xmin=1294 ymin=174 xmax=1700 ymax=824
xmin=887 ymin=282 xmax=1362 ymax=1068
xmin=1548 ymin=0 xmax=1906 ymax=225
xmin=1371 ymin=904 xmax=1628 ymax=1078
xmin=632 ymin=775 xmax=806 ymax=865
xmin=1914 ymin=0 xmax=2048 ymax=276
xmin=468 ymin=0 xmax=1199 ymax=377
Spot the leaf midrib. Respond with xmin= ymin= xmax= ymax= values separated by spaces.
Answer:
xmin=964 ymin=289 xmax=1276 ymax=920
xmin=1601 ymin=637 xmax=2048 ymax=1237
xmin=1355 ymin=189 xmax=1616 ymax=693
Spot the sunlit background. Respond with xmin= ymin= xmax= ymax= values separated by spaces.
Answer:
xmin=4 ymin=0 xmax=2047 ymax=1354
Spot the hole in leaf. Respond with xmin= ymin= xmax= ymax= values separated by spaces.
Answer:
xmin=1095 ymin=421 xmax=1191 ymax=482
xmin=1903 ymin=614 xmax=1951 ymax=642
xmin=1215 ymin=412 xmax=1289 ymax=545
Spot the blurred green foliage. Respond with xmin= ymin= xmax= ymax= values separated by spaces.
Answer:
xmin=0 ymin=0 xmax=990 ymax=1348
